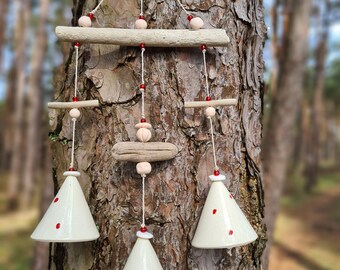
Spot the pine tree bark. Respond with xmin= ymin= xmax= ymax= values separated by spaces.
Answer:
xmin=262 ymin=0 xmax=312 ymax=268
xmin=49 ymin=0 xmax=266 ymax=269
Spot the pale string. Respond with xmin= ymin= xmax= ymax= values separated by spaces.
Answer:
xmin=141 ymin=48 xmax=145 ymax=118
xmin=140 ymin=0 xmax=144 ymax=16
xmin=91 ymin=0 xmax=104 ymax=14
xmin=74 ymin=46 xmax=79 ymax=97
xmin=142 ymin=176 xmax=146 ymax=227
xmin=175 ymin=0 xmax=191 ymax=15
xmin=70 ymin=119 xmax=76 ymax=168
xmin=209 ymin=117 xmax=218 ymax=170
xmin=202 ymin=49 xmax=210 ymax=97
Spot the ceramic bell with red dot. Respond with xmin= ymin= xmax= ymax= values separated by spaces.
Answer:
xmin=31 ymin=171 xmax=99 ymax=242
xmin=191 ymin=174 xmax=258 ymax=249
xmin=123 ymin=230 xmax=163 ymax=270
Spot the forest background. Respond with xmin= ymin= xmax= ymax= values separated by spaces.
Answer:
xmin=0 ymin=0 xmax=340 ymax=269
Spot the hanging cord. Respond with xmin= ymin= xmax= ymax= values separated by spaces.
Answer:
xmin=209 ymin=117 xmax=219 ymax=171
xmin=175 ymin=0 xmax=191 ymax=15
xmin=90 ymin=0 xmax=104 ymax=14
xmin=141 ymin=47 xmax=146 ymax=119
xmin=74 ymin=45 xmax=79 ymax=98
xmin=140 ymin=0 xmax=144 ymax=16
xmin=202 ymin=49 xmax=210 ymax=98
xmin=141 ymin=176 xmax=146 ymax=227
xmin=70 ymin=119 xmax=77 ymax=169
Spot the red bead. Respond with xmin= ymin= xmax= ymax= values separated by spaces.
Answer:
xmin=206 ymin=96 xmax=212 ymax=101
xmin=140 ymin=227 xmax=147 ymax=233
xmin=74 ymin=42 xmax=81 ymax=47
xmin=141 ymin=118 xmax=147 ymax=123
xmin=187 ymin=15 xmax=193 ymax=21
xmin=140 ymin=43 xmax=145 ymax=49
xmin=229 ymin=230 xmax=233 ymax=235
xmin=139 ymin=15 xmax=145 ymax=19
xmin=229 ymin=194 xmax=233 ymax=199
xmin=212 ymin=209 xmax=217 ymax=215
xmin=88 ymin=13 xmax=94 ymax=20
xmin=140 ymin=84 xmax=145 ymax=89
xmin=200 ymin=44 xmax=207 ymax=51
xmin=214 ymin=170 xmax=220 ymax=176
xmin=69 ymin=167 xmax=76 ymax=171
xmin=54 ymin=198 xmax=59 ymax=203
xmin=72 ymin=97 xmax=79 ymax=102
xmin=56 ymin=223 xmax=61 ymax=229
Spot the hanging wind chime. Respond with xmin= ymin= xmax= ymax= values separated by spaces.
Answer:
xmin=32 ymin=0 xmax=258 ymax=266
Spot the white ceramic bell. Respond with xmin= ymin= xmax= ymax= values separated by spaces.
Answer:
xmin=31 ymin=171 xmax=100 ymax=242
xmin=123 ymin=231 xmax=163 ymax=270
xmin=192 ymin=174 xmax=258 ymax=249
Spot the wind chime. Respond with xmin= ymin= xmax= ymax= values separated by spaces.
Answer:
xmin=31 ymin=0 xmax=258 ymax=267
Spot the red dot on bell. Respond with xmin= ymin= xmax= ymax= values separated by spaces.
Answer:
xmin=56 ymin=223 xmax=61 ymax=229
xmin=214 ymin=170 xmax=220 ymax=176
xmin=206 ymin=96 xmax=212 ymax=101
xmin=69 ymin=167 xmax=76 ymax=171
xmin=140 ymin=84 xmax=145 ymax=89
xmin=141 ymin=118 xmax=146 ymax=123
xmin=187 ymin=15 xmax=193 ymax=21
xmin=88 ymin=12 xmax=94 ymax=20
xmin=140 ymin=43 xmax=145 ymax=49
xmin=54 ymin=198 xmax=59 ymax=203
xmin=139 ymin=15 xmax=145 ymax=19
xmin=229 ymin=230 xmax=233 ymax=235
xmin=212 ymin=209 xmax=217 ymax=215
xmin=74 ymin=42 xmax=81 ymax=47
xmin=140 ymin=227 xmax=147 ymax=233
xmin=72 ymin=97 xmax=79 ymax=102
xmin=200 ymin=44 xmax=207 ymax=51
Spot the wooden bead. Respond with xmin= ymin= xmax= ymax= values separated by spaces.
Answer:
xmin=205 ymin=107 xmax=216 ymax=117
xmin=190 ymin=17 xmax=204 ymax=30
xmin=69 ymin=108 xmax=81 ymax=119
xmin=78 ymin=16 xmax=92 ymax=27
xmin=135 ymin=19 xmax=147 ymax=29
xmin=136 ymin=128 xmax=152 ymax=142
xmin=135 ymin=123 xmax=152 ymax=129
xmin=136 ymin=162 xmax=152 ymax=176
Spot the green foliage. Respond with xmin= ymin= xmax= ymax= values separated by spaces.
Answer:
xmin=325 ymin=57 xmax=340 ymax=102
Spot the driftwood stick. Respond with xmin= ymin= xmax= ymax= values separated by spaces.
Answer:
xmin=48 ymin=100 xmax=99 ymax=109
xmin=184 ymin=99 xmax=238 ymax=108
xmin=112 ymin=142 xmax=178 ymax=162
xmin=55 ymin=27 xmax=230 ymax=47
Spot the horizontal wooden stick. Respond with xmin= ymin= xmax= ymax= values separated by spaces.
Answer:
xmin=112 ymin=142 xmax=178 ymax=162
xmin=48 ymin=100 xmax=99 ymax=109
xmin=184 ymin=99 xmax=238 ymax=108
xmin=55 ymin=27 xmax=230 ymax=47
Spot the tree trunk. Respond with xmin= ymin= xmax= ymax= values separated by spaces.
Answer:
xmin=304 ymin=0 xmax=330 ymax=193
xmin=49 ymin=1 xmax=267 ymax=269
xmin=22 ymin=0 xmax=50 ymax=208
xmin=0 ymin=0 xmax=9 ymax=75
xmin=262 ymin=0 xmax=312 ymax=268
xmin=7 ymin=0 xmax=31 ymax=210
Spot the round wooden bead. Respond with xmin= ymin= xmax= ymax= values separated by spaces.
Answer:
xmin=136 ymin=162 xmax=152 ymax=175
xmin=190 ymin=17 xmax=204 ymax=30
xmin=78 ymin=16 xmax=92 ymax=27
xmin=136 ymin=128 xmax=152 ymax=142
xmin=205 ymin=107 xmax=216 ymax=117
xmin=69 ymin=108 xmax=81 ymax=119
xmin=135 ymin=19 xmax=147 ymax=29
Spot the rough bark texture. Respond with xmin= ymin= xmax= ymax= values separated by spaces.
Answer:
xmin=261 ymin=0 xmax=312 ymax=268
xmin=49 ymin=0 xmax=266 ymax=269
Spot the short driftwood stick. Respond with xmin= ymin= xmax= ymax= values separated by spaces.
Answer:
xmin=48 ymin=100 xmax=99 ymax=109
xmin=184 ymin=99 xmax=238 ymax=108
xmin=112 ymin=142 xmax=178 ymax=162
xmin=55 ymin=27 xmax=230 ymax=47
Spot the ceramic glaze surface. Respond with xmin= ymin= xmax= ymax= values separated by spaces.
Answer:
xmin=31 ymin=175 xmax=99 ymax=242
xmin=123 ymin=238 xmax=163 ymax=270
xmin=192 ymin=175 xmax=258 ymax=249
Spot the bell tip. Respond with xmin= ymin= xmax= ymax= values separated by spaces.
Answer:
xmin=209 ymin=174 xmax=226 ymax=181
xmin=63 ymin=171 xmax=81 ymax=177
